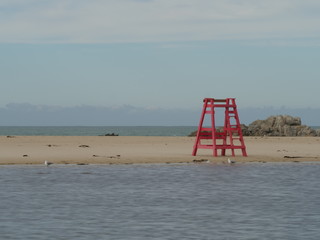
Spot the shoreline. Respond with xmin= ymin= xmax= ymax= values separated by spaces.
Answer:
xmin=1 ymin=136 xmax=320 ymax=165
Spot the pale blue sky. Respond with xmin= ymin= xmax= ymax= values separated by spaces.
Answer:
xmin=1 ymin=0 xmax=320 ymax=111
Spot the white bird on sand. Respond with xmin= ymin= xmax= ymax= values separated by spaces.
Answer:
xmin=44 ymin=160 xmax=53 ymax=166
xmin=227 ymin=158 xmax=236 ymax=164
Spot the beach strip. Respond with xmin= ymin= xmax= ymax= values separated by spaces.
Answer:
xmin=0 ymin=136 xmax=320 ymax=165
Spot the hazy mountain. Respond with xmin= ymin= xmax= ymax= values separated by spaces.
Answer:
xmin=0 ymin=103 xmax=319 ymax=126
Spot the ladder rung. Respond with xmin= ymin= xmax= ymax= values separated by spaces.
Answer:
xmin=213 ymin=104 xmax=229 ymax=107
xmin=199 ymin=133 xmax=212 ymax=136
xmin=215 ymin=136 xmax=226 ymax=139
xmin=196 ymin=145 xmax=244 ymax=149
xmin=200 ymin=128 xmax=213 ymax=131
xmin=196 ymin=145 xmax=245 ymax=150
xmin=215 ymin=145 xmax=245 ymax=149
xmin=226 ymin=128 xmax=239 ymax=131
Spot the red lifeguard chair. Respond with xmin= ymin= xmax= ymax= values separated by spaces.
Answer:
xmin=192 ymin=98 xmax=247 ymax=157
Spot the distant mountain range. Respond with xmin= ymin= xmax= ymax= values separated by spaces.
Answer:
xmin=1 ymin=103 xmax=319 ymax=126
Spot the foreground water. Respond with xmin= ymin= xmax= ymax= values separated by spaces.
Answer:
xmin=1 ymin=163 xmax=320 ymax=239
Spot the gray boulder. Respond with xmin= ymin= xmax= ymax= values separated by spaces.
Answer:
xmin=245 ymin=115 xmax=317 ymax=136
xmin=188 ymin=115 xmax=319 ymax=137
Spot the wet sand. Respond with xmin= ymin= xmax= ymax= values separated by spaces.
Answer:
xmin=1 ymin=136 xmax=320 ymax=165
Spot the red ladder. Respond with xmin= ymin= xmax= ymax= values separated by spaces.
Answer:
xmin=192 ymin=98 xmax=247 ymax=157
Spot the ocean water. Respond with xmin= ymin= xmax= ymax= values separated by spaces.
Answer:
xmin=0 ymin=126 xmax=197 ymax=136
xmin=1 ymin=163 xmax=320 ymax=239
xmin=0 ymin=126 xmax=319 ymax=137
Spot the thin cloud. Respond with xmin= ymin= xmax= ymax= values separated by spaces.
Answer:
xmin=0 ymin=0 xmax=320 ymax=43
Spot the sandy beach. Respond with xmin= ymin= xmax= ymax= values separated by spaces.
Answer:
xmin=1 ymin=136 xmax=320 ymax=165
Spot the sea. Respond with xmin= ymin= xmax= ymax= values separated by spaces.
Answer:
xmin=0 ymin=125 xmax=319 ymax=136
xmin=1 ymin=126 xmax=320 ymax=239
xmin=0 ymin=126 xmax=197 ymax=136
xmin=1 ymin=163 xmax=320 ymax=239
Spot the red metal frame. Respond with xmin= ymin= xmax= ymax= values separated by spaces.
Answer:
xmin=192 ymin=98 xmax=247 ymax=157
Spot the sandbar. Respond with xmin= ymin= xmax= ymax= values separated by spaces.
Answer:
xmin=0 ymin=136 xmax=320 ymax=165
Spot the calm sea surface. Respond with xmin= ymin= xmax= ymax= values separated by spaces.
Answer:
xmin=0 ymin=126 xmax=197 ymax=136
xmin=0 ymin=126 xmax=319 ymax=136
xmin=1 ymin=163 xmax=320 ymax=239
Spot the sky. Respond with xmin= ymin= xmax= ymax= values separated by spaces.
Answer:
xmin=1 ymin=0 xmax=320 ymax=125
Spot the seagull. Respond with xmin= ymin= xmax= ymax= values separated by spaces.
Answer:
xmin=44 ymin=160 xmax=53 ymax=166
xmin=227 ymin=158 xmax=236 ymax=164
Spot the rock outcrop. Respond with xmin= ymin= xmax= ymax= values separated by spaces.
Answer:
xmin=243 ymin=115 xmax=319 ymax=136
xmin=189 ymin=115 xmax=320 ymax=137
